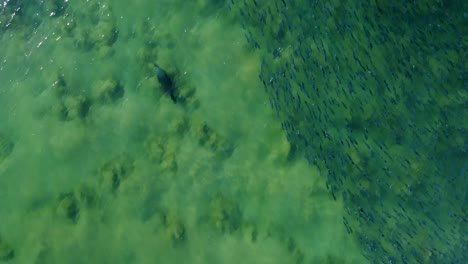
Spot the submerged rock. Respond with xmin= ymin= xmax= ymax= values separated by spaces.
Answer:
xmin=98 ymin=154 xmax=135 ymax=193
xmin=92 ymin=78 xmax=124 ymax=104
xmin=61 ymin=95 xmax=91 ymax=121
xmin=209 ymin=195 xmax=242 ymax=234
xmin=161 ymin=211 xmax=186 ymax=246
xmin=145 ymin=136 xmax=178 ymax=172
xmin=190 ymin=119 xmax=234 ymax=160
xmin=56 ymin=192 xmax=80 ymax=223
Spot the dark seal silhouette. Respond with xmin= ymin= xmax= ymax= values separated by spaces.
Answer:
xmin=153 ymin=63 xmax=177 ymax=103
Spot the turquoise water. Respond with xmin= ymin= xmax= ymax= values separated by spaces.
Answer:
xmin=0 ymin=1 xmax=364 ymax=263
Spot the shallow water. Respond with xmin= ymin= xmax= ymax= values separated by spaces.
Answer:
xmin=0 ymin=1 xmax=365 ymax=263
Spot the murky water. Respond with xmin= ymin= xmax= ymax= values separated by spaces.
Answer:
xmin=0 ymin=1 xmax=465 ymax=263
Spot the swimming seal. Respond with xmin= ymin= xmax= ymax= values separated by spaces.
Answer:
xmin=153 ymin=63 xmax=177 ymax=102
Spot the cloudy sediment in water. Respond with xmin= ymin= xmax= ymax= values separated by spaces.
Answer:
xmin=0 ymin=1 xmax=465 ymax=263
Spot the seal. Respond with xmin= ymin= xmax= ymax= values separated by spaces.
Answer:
xmin=153 ymin=63 xmax=177 ymax=102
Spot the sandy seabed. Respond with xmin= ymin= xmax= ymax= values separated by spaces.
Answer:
xmin=0 ymin=1 xmax=365 ymax=263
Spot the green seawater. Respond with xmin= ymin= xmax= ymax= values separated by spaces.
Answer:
xmin=0 ymin=1 xmax=365 ymax=263
xmin=232 ymin=1 xmax=466 ymax=263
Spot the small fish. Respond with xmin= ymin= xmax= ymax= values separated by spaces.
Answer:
xmin=153 ymin=63 xmax=177 ymax=102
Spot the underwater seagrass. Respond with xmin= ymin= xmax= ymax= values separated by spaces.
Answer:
xmin=230 ymin=0 xmax=467 ymax=263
